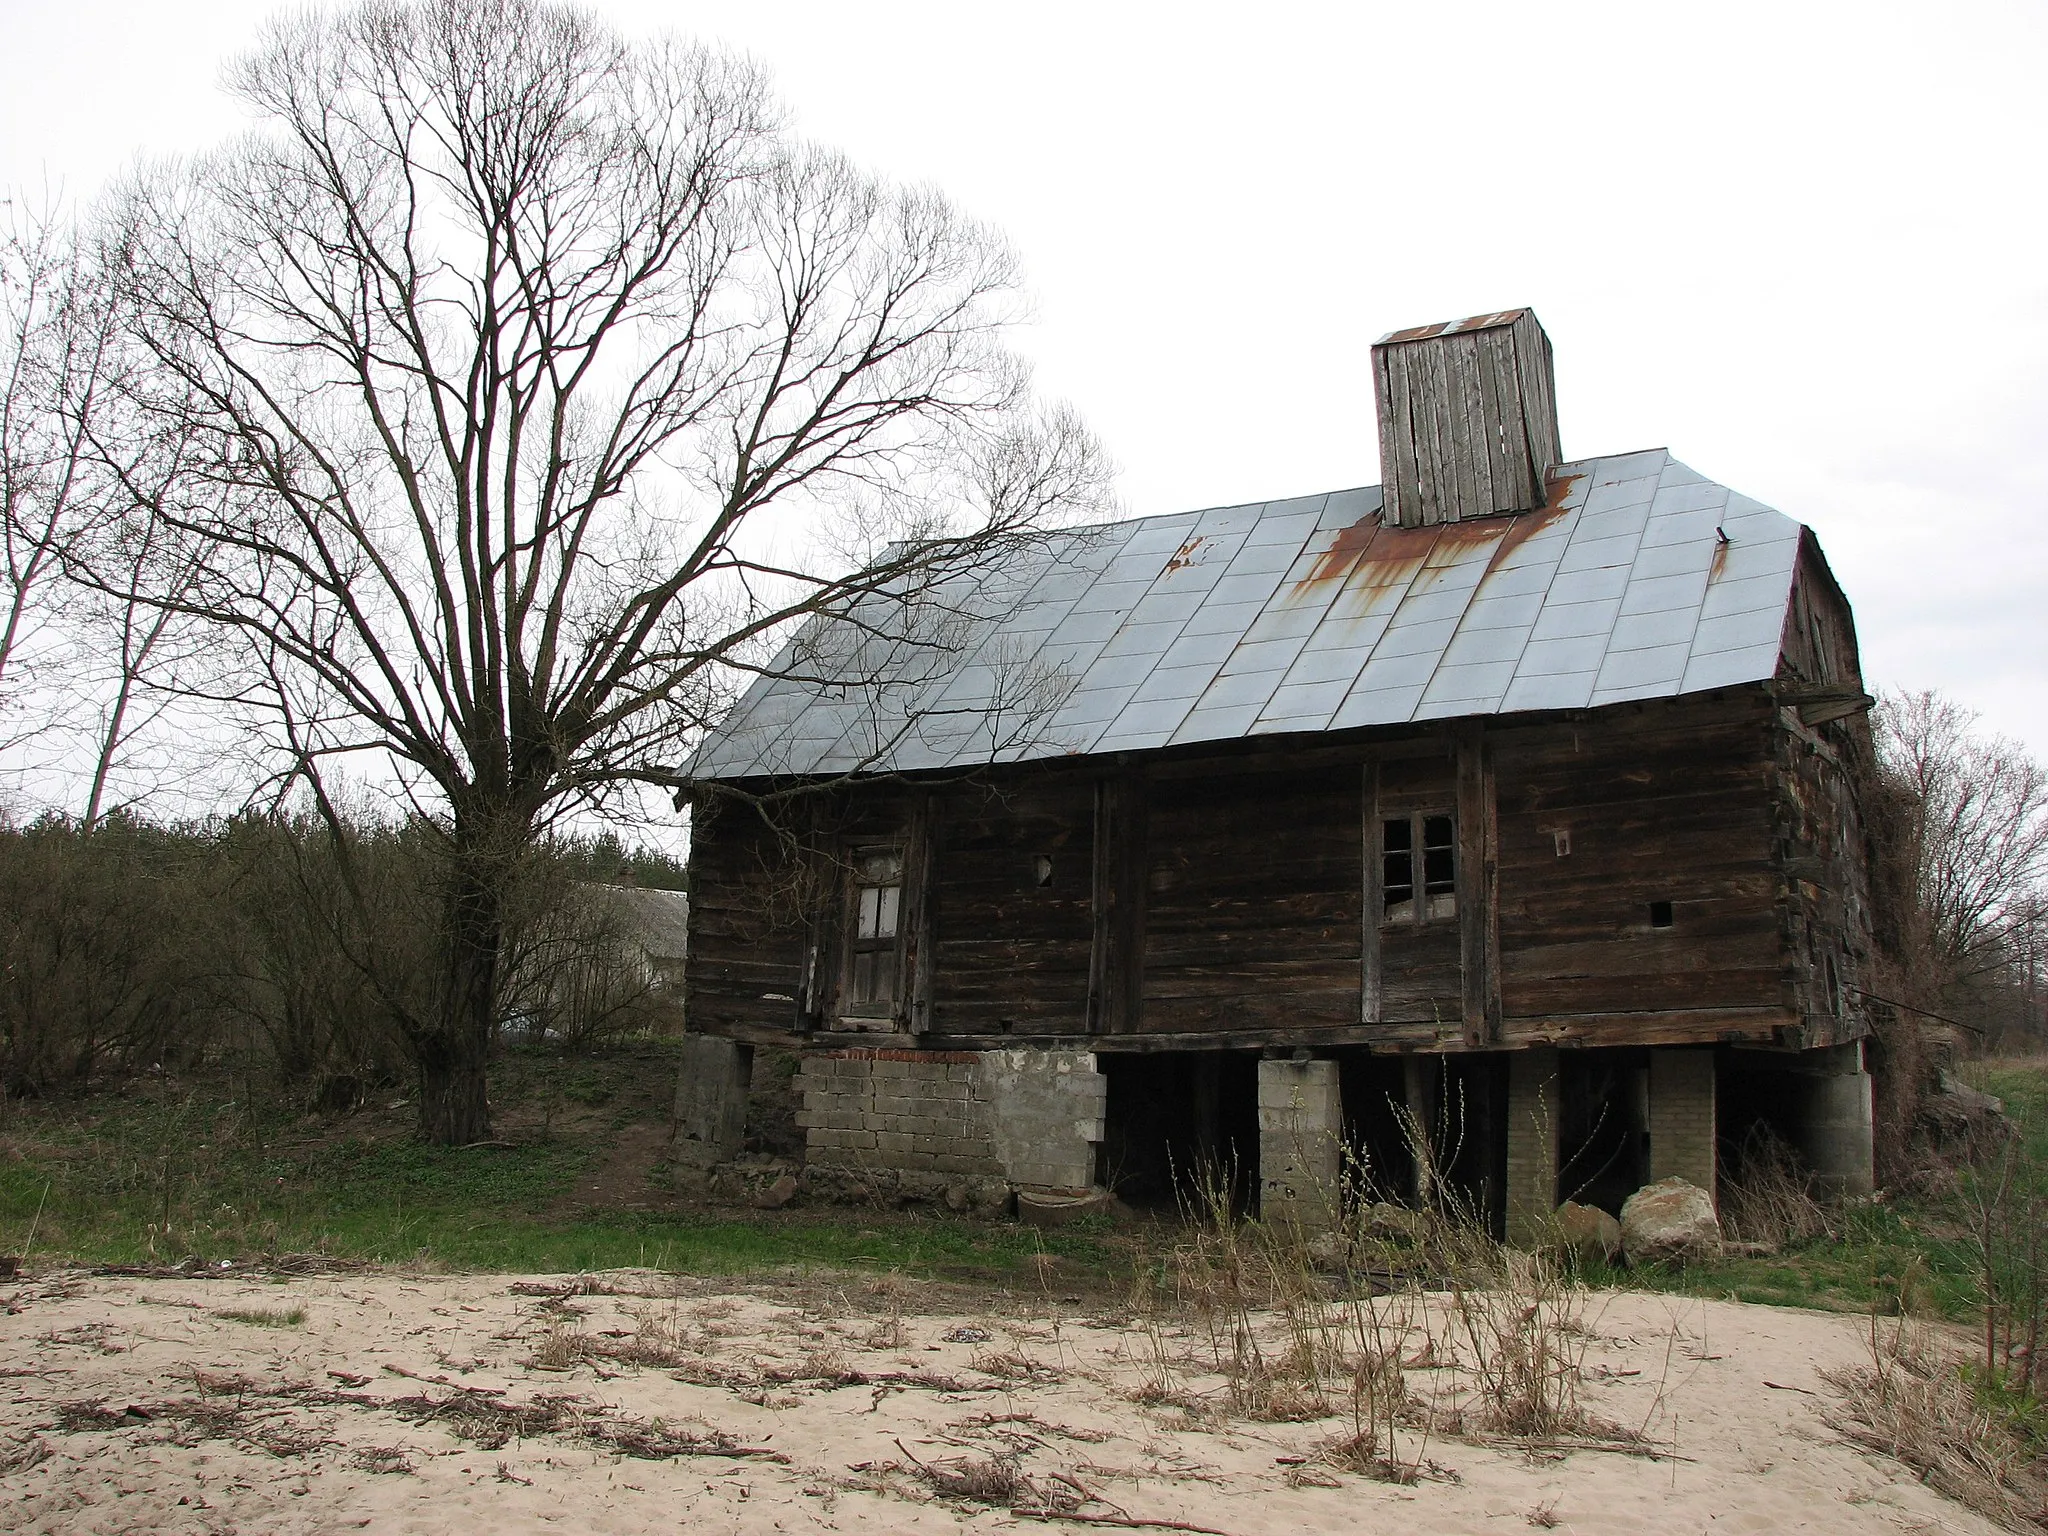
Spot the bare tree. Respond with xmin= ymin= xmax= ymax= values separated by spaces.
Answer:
xmin=72 ymin=507 xmax=214 ymax=830
xmin=1873 ymin=689 xmax=2048 ymax=1042
xmin=87 ymin=0 xmax=1111 ymax=1141
xmin=2 ymin=201 xmax=208 ymax=822
xmin=0 ymin=202 xmax=107 ymax=746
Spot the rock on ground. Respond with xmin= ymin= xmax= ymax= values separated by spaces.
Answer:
xmin=1619 ymin=1177 xmax=1722 ymax=1266
xmin=1553 ymin=1200 xmax=1623 ymax=1264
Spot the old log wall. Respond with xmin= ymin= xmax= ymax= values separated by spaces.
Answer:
xmin=685 ymin=656 xmax=1867 ymax=1056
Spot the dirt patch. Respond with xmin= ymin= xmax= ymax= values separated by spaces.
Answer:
xmin=548 ymin=1121 xmax=673 ymax=1217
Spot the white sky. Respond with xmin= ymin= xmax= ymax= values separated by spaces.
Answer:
xmin=5 ymin=0 xmax=2045 ymax=760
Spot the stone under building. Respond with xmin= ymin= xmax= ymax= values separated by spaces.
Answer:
xmin=672 ymin=309 xmax=1879 ymax=1240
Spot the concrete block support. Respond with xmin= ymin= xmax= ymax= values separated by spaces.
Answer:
xmin=1802 ymin=1041 xmax=1875 ymax=1197
xmin=1649 ymin=1048 xmax=1718 ymax=1205
xmin=1404 ymin=1055 xmax=1440 ymax=1204
xmin=794 ymin=1046 xmax=1107 ymax=1194
xmin=1259 ymin=1059 xmax=1342 ymax=1231
xmin=1505 ymin=1048 xmax=1561 ymax=1250
xmin=674 ymin=1036 xmax=753 ymax=1169
xmin=981 ymin=1049 xmax=1107 ymax=1193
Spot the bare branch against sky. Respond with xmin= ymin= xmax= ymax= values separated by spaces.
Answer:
xmin=36 ymin=0 xmax=1110 ymax=1141
xmin=1 ymin=0 xmax=2043 ymax=759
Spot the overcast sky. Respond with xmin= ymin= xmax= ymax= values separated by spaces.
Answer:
xmin=5 ymin=0 xmax=2044 ymax=758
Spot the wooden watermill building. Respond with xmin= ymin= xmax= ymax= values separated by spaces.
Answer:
xmin=675 ymin=310 xmax=1878 ymax=1238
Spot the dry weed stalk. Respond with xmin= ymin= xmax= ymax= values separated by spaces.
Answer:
xmin=1443 ymin=1247 xmax=1592 ymax=1438
xmin=891 ymin=1435 xmax=1082 ymax=1512
xmin=1721 ymin=1125 xmax=1835 ymax=1252
xmin=1138 ymin=1096 xmax=1651 ymax=1475
xmin=1822 ymin=1315 xmax=2048 ymax=1533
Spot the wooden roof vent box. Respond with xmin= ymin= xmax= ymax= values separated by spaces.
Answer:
xmin=1372 ymin=307 xmax=1562 ymax=528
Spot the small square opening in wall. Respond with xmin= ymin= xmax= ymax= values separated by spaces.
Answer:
xmin=1033 ymin=855 xmax=1054 ymax=888
xmin=1649 ymin=900 xmax=1674 ymax=929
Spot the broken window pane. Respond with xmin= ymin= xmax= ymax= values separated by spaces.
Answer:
xmin=1423 ymin=814 xmax=1456 ymax=919
xmin=1382 ymin=813 xmax=1455 ymax=924
xmin=847 ymin=845 xmax=906 ymax=1011
xmin=1382 ymin=817 xmax=1414 ymax=921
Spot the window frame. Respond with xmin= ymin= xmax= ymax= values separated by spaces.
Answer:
xmin=839 ymin=843 xmax=907 ymax=1023
xmin=1379 ymin=809 xmax=1458 ymax=927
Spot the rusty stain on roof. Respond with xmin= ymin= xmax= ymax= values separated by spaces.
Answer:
xmin=1293 ymin=470 xmax=1581 ymax=600
xmin=1163 ymin=535 xmax=1206 ymax=574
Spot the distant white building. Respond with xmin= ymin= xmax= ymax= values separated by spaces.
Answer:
xmin=591 ymin=884 xmax=690 ymax=991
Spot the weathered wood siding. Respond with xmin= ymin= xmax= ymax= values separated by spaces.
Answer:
xmin=926 ymin=774 xmax=1096 ymax=1034
xmin=1769 ymin=550 xmax=1875 ymax=1048
xmin=1140 ymin=763 xmax=1363 ymax=1032
xmin=1373 ymin=309 xmax=1561 ymax=528
xmin=1491 ymin=699 xmax=1789 ymax=1044
xmin=682 ymin=793 xmax=809 ymax=1037
xmin=687 ymin=690 xmax=1856 ymax=1054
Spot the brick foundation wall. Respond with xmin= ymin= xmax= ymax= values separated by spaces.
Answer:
xmin=795 ymin=1049 xmax=1003 ymax=1179
xmin=1504 ymin=1048 xmax=1561 ymax=1248
xmin=1649 ymin=1047 xmax=1718 ymax=1203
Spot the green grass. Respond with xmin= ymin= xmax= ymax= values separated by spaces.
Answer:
xmin=1976 ymin=1060 xmax=2048 ymax=1161
xmin=1587 ymin=1056 xmax=2048 ymax=1324
xmin=1582 ymin=1199 xmax=1980 ymax=1316
xmin=4 ymin=1049 xmax=2041 ymax=1312
xmin=0 ymin=1050 xmax=1119 ymax=1286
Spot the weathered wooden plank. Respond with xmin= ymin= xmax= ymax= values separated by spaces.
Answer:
xmin=1361 ymin=758 xmax=1383 ymax=1024
xmin=923 ymin=774 xmax=1095 ymax=1036
xmin=1083 ymin=768 xmax=1148 ymax=1034
xmin=1509 ymin=310 xmax=1561 ymax=495
xmin=903 ymin=790 xmax=937 ymax=1033
xmin=1473 ymin=329 xmax=1517 ymax=510
xmin=1443 ymin=332 xmax=1482 ymax=519
xmin=1425 ymin=337 xmax=1458 ymax=528
xmin=1376 ymin=341 xmax=1421 ymax=530
xmin=902 ymin=1001 xmax=1800 ymax=1056
xmin=1497 ymin=1006 xmax=1798 ymax=1049
xmin=1140 ymin=762 xmax=1361 ymax=1030
xmin=1456 ymin=723 xmax=1498 ymax=1045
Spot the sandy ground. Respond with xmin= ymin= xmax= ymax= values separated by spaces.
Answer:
xmin=0 ymin=1264 xmax=2004 ymax=1536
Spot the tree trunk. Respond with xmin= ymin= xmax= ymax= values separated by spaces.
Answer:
xmin=416 ymin=855 xmax=503 ymax=1145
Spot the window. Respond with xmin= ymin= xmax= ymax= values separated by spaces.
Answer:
xmin=1382 ymin=813 xmax=1455 ymax=923
xmin=846 ymin=847 xmax=904 ymax=1013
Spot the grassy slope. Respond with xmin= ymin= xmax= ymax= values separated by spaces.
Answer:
xmin=1610 ymin=1057 xmax=2048 ymax=1322
xmin=0 ymin=1043 xmax=1115 ymax=1286
xmin=5 ymin=1047 xmax=2043 ymax=1320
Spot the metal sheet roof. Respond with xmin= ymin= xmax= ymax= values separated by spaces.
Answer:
xmin=688 ymin=449 xmax=1803 ymax=781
